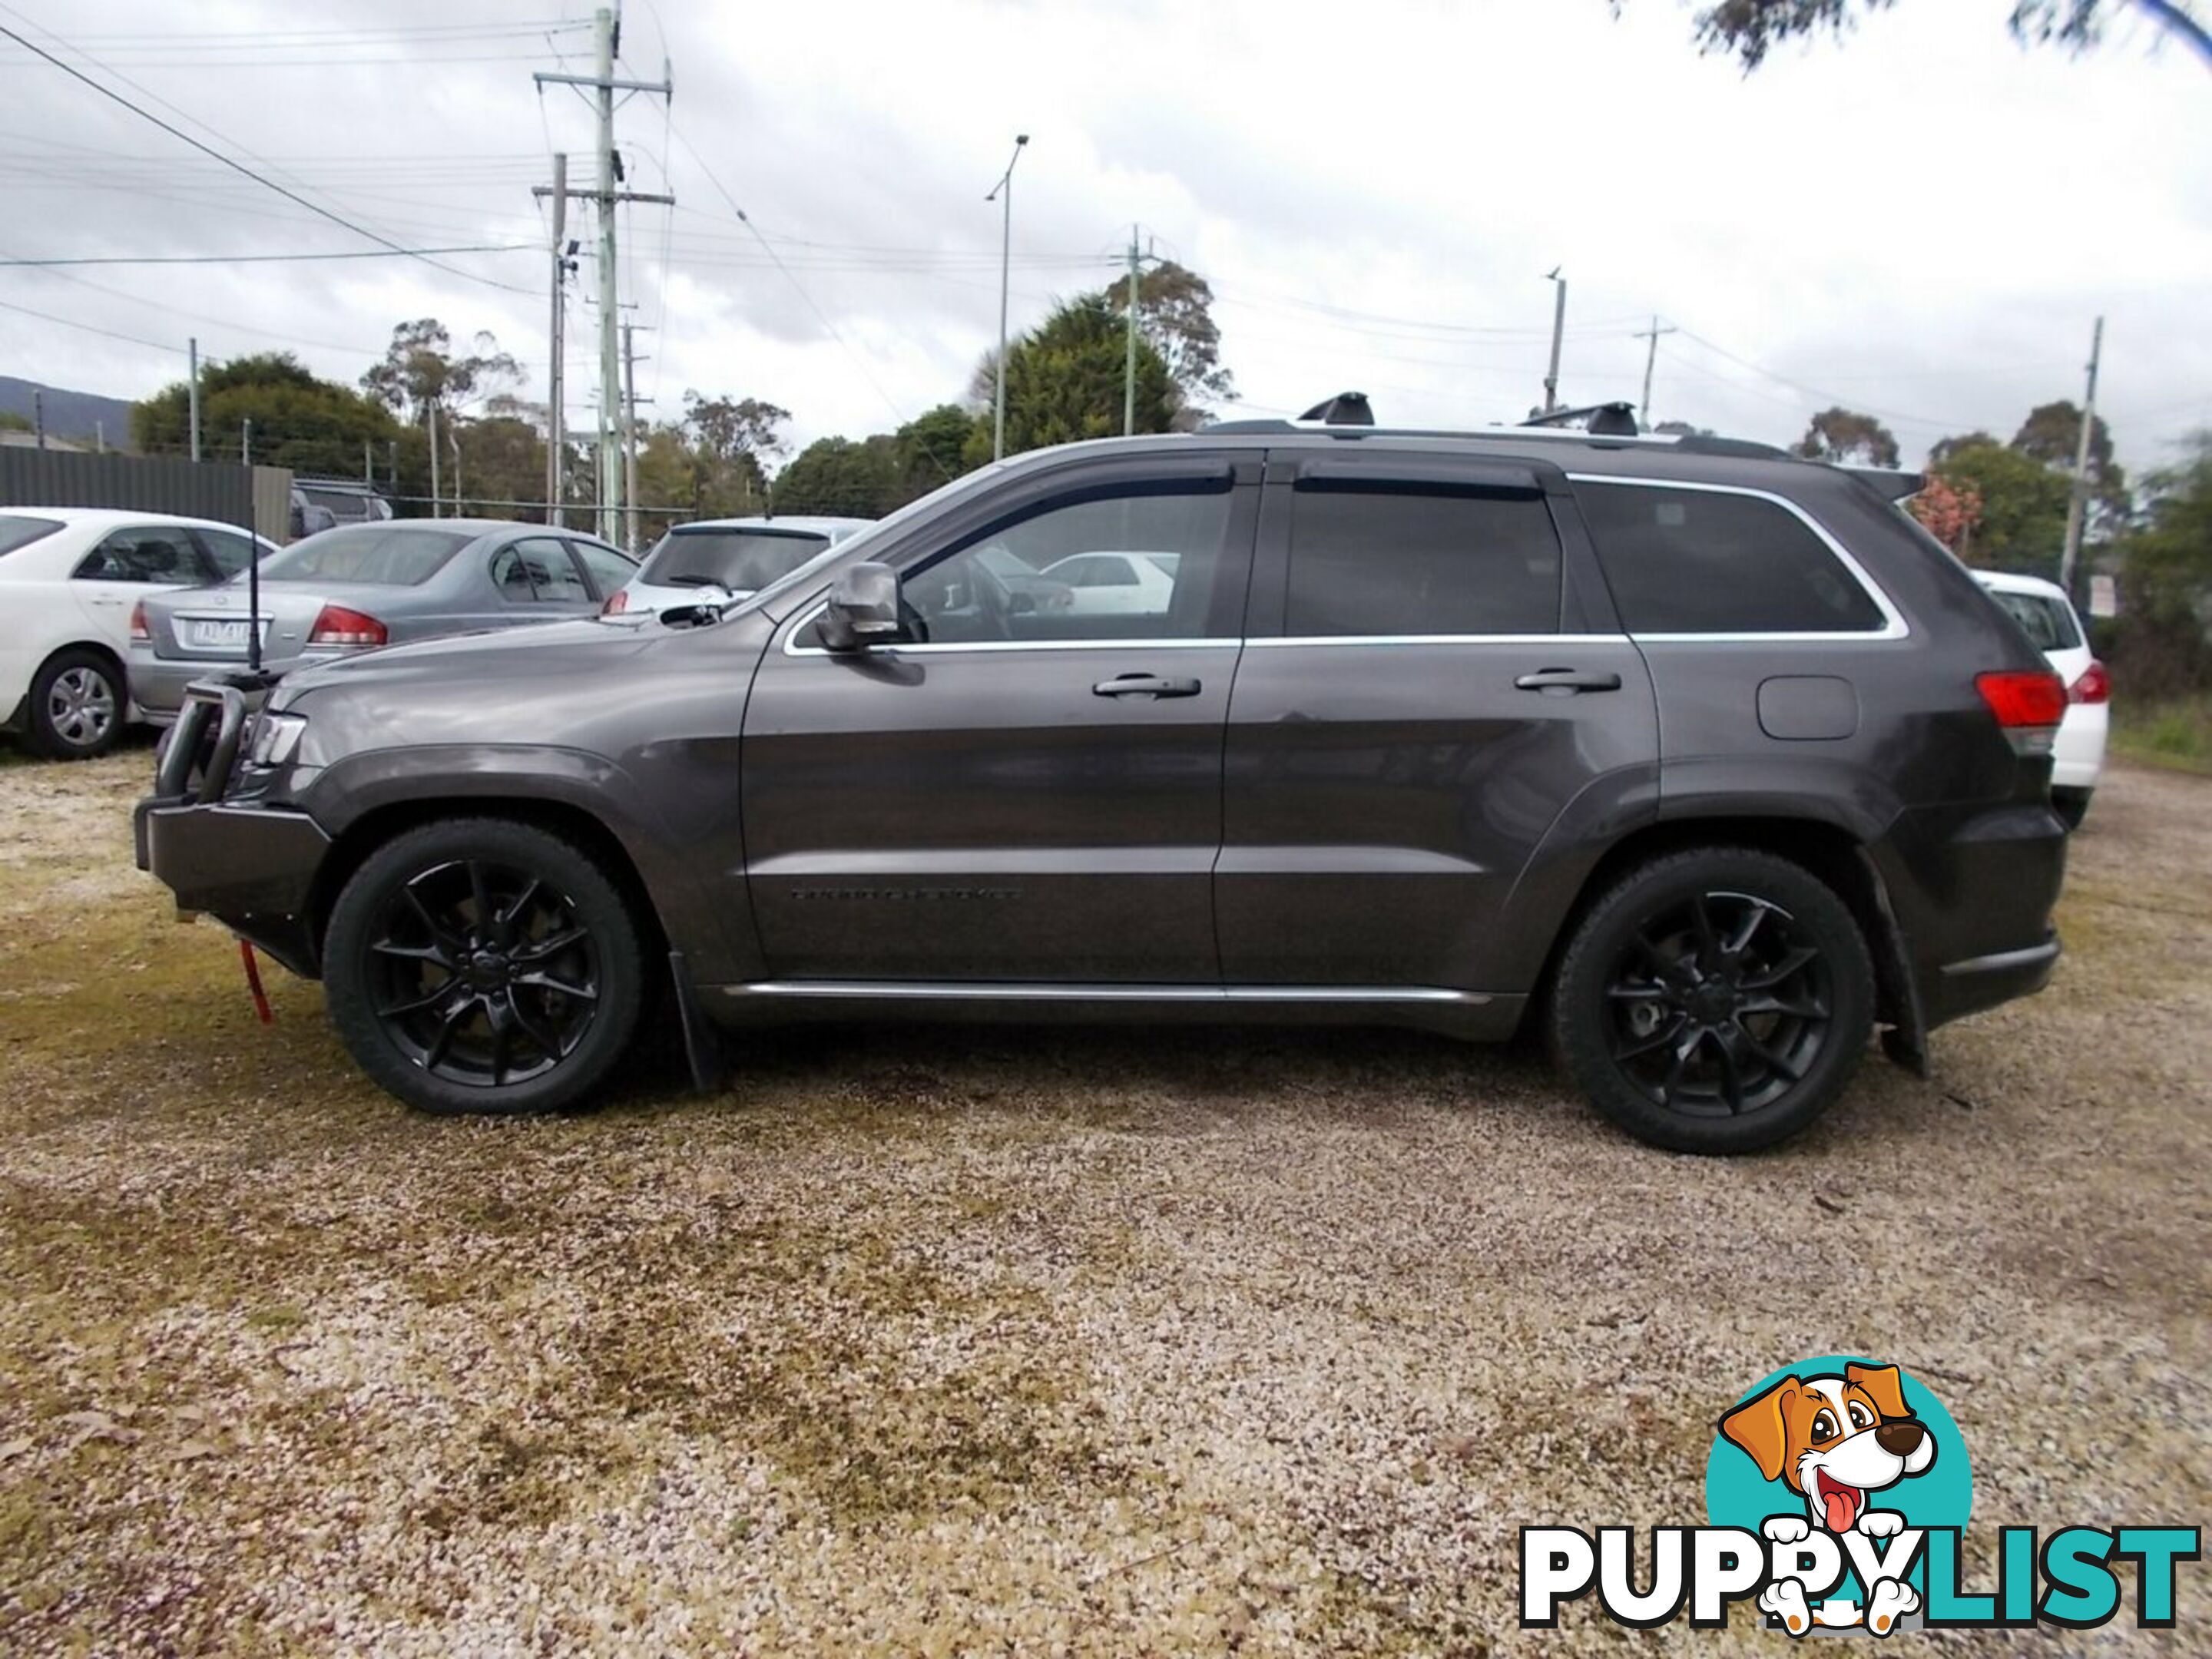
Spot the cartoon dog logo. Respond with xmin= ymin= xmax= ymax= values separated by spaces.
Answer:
xmin=1719 ymin=1361 xmax=1937 ymax=1635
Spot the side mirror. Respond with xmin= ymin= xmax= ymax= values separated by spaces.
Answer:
xmin=817 ymin=561 xmax=900 ymax=652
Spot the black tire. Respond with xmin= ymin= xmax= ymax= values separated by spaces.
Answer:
xmin=1548 ymin=847 xmax=1874 ymax=1155
xmin=2052 ymin=788 xmax=2092 ymax=831
xmin=323 ymin=818 xmax=646 ymax=1116
xmin=26 ymin=647 xmax=124 ymax=760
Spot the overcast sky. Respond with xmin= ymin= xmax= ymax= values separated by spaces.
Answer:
xmin=2 ymin=0 xmax=2206 ymax=475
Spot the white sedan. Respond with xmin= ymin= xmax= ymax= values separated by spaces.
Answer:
xmin=0 ymin=508 xmax=276 ymax=759
xmin=1039 ymin=550 xmax=1182 ymax=619
xmin=1975 ymin=568 xmax=2108 ymax=828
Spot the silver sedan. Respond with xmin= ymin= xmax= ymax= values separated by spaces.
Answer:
xmin=131 ymin=520 xmax=636 ymax=722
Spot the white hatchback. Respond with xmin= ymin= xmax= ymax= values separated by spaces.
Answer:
xmin=0 ymin=508 xmax=276 ymax=759
xmin=1975 ymin=569 xmax=2108 ymax=827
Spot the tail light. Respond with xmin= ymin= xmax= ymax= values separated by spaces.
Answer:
xmin=1975 ymin=670 xmax=2067 ymax=756
xmin=601 ymin=589 xmax=628 ymax=615
xmin=2068 ymin=660 xmax=2110 ymax=706
xmin=306 ymin=604 xmax=387 ymax=647
xmin=129 ymin=601 xmax=149 ymax=643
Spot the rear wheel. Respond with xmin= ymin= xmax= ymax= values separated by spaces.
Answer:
xmin=27 ymin=648 xmax=124 ymax=760
xmin=1548 ymin=848 xmax=1873 ymax=1154
xmin=324 ymin=819 xmax=645 ymax=1115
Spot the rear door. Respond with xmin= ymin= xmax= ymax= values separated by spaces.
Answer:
xmin=1217 ymin=451 xmax=1659 ymax=990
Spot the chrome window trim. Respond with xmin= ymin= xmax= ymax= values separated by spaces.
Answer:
xmin=782 ymin=603 xmax=1237 ymax=657
xmin=727 ymin=980 xmax=1489 ymax=1005
xmin=1247 ymin=632 xmax=1629 ymax=649
xmin=1565 ymin=472 xmax=1910 ymax=642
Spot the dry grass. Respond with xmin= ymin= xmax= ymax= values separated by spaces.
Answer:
xmin=0 ymin=747 xmax=2207 ymax=1654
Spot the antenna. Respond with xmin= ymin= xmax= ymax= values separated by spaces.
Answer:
xmin=246 ymin=504 xmax=263 ymax=673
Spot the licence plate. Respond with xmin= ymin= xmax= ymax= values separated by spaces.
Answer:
xmin=181 ymin=618 xmax=266 ymax=651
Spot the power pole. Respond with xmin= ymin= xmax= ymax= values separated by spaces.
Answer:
xmin=1633 ymin=315 xmax=1677 ymax=429
xmin=241 ymin=417 xmax=252 ymax=468
xmin=187 ymin=336 xmax=201 ymax=461
xmin=427 ymin=402 xmax=439 ymax=518
xmin=1541 ymin=268 xmax=1568 ymax=415
xmin=546 ymin=151 xmax=568 ymax=528
xmin=621 ymin=321 xmax=641 ymax=554
xmin=31 ymin=389 xmax=43 ymax=449
xmin=532 ymin=15 xmax=671 ymax=540
xmin=1124 ymin=224 xmax=1140 ymax=436
xmin=2057 ymin=315 xmax=2104 ymax=599
xmin=985 ymin=134 xmax=1027 ymax=462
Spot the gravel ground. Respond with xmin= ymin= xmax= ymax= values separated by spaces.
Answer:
xmin=0 ymin=745 xmax=2205 ymax=1655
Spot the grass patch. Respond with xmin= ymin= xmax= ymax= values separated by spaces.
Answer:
xmin=2111 ymin=693 xmax=2212 ymax=775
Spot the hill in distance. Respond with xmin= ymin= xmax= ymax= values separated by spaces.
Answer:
xmin=0 ymin=378 xmax=137 ymax=449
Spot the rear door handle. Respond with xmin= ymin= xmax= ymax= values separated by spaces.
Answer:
xmin=1093 ymin=673 xmax=1202 ymax=699
xmin=1515 ymin=667 xmax=1623 ymax=694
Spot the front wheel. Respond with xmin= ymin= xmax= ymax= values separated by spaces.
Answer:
xmin=1548 ymin=848 xmax=1874 ymax=1154
xmin=323 ymin=819 xmax=645 ymax=1115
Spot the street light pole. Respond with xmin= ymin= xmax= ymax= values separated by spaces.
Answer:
xmin=986 ymin=134 xmax=1028 ymax=462
xmin=1541 ymin=267 xmax=1568 ymax=416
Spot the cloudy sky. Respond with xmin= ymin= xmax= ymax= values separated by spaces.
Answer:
xmin=2 ymin=0 xmax=2207 ymax=475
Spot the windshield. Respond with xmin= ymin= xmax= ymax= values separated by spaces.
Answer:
xmin=260 ymin=525 xmax=472 ymax=585
xmin=0 ymin=515 xmax=64 ymax=558
xmin=638 ymin=527 xmax=832 ymax=592
xmin=1987 ymin=587 xmax=2083 ymax=652
xmin=301 ymin=486 xmax=382 ymax=520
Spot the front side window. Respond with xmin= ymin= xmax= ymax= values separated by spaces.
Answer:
xmin=1284 ymin=485 xmax=1561 ymax=637
xmin=568 ymin=540 xmax=637 ymax=598
xmin=512 ymin=537 xmax=590 ymax=603
xmin=1576 ymin=482 xmax=1887 ymax=635
xmin=75 ymin=526 xmax=200 ymax=584
xmin=263 ymin=525 xmax=471 ymax=586
xmin=893 ymin=483 xmax=1235 ymax=644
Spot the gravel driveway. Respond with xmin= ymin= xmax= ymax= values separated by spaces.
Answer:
xmin=0 ymin=748 xmax=2204 ymax=1654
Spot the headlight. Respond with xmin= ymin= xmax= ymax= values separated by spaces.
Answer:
xmin=247 ymin=710 xmax=308 ymax=769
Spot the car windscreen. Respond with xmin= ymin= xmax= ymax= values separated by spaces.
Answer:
xmin=260 ymin=525 xmax=472 ymax=585
xmin=0 ymin=515 xmax=65 ymax=558
xmin=1988 ymin=588 xmax=2083 ymax=652
xmin=637 ymin=528 xmax=831 ymax=591
xmin=300 ymin=487 xmax=382 ymax=520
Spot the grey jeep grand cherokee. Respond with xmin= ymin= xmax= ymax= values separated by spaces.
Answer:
xmin=137 ymin=422 xmax=2069 ymax=1153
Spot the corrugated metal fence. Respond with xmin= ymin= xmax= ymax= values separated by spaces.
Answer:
xmin=0 ymin=449 xmax=293 ymax=543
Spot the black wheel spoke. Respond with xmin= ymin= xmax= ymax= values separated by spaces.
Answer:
xmin=511 ymin=927 xmax=588 ymax=965
xmin=376 ymin=978 xmax=458 ymax=1018
xmin=1628 ymin=930 xmax=1680 ymax=985
xmin=515 ymin=970 xmax=598 ymax=1003
xmin=421 ymin=1003 xmax=470 ymax=1071
xmin=1734 ymin=1022 xmax=1803 ymax=1083
xmin=1657 ymin=1028 xmax=1702 ymax=1101
xmin=467 ymin=861 xmax=495 ymax=938
xmin=1713 ymin=1028 xmax=1747 ymax=1113
xmin=401 ymin=885 xmax=465 ymax=958
xmin=1739 ymin=992 xmax=1828 ymax=1020
xmin=1742 ymin=945 xmax=1819 ymax=990
xmin=1725 ymin=899 xmax=1773 ymax=957
xmin=1614 ymin=1012 xmax=1689 ymax=1063
xmin=487 ymin=1002 xmax=513 ymax=1087
xmin=370 ymin=938 xmax=455 ymax=969
xmin=1690 ymin=892 xmax=1720 ymax=969
xmin=505 ymin=992 xmax=567 ymax=1061
xmin=495 ymin=877 xmax=542 ymax=944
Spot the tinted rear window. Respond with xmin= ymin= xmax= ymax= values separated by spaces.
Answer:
xmin=639 ymin=528 xmax=831 ymax=591
xmin=1285 ymin=485 xmax=1561 ymax=637
xmin=1576 ymin=482 xmax=1886 ymax=634
xmin=1985 ymin=588 xmax=2082 ymax=652
xmin=0 ymin=515 xmax=64 ymax=557
xmin=301 ymin=487 xmax=381 ymax=519
xmin=262 ymin=525 xmax=472 ymax=586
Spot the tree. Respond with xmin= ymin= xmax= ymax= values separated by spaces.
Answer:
xmin=1794 ymin=406 xmax=1901 ymax=468
xmin=362 ymin=318 xmax=521 ymax=426
xmin=1092 ymin=259 xmax=1236 ymax=413
xmin=2111 ymin=431 xmax=2212 ymax=697
xmin=1908 ymin=472 xmax=1983 ymax=555
xmin=892 ymin=404 xmax=979 ymax=504
xmin=2012 ymin=399 xmax=2130 ymax=525
xmin=133 ymin=351 xmax=400 ymax=475
xmin=1928 ymin=441 xmax=2071 ymax=575
xmin=678 ymin=392 xmax=790 ymax=518
xmin=1927 ymin=431 xmax=1999 ymax=468
xmin=1654 ymin=419 xmax=1712 ymax=437
xmin=1647 ymin=2 xmax=2174 ymax=71
xmin=962 ymin=296 xmax=1180 ymax=465
xmin=771 ymin=436 xmax=903 ymax=518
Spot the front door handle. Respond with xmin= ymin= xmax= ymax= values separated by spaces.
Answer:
xmin=1093 ymin=673 xmax=1202 ymax=699
xmin=1515 ymin=667 xmax=1623 ymax=694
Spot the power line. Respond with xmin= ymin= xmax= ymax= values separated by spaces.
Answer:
xmin=0 ymin=296 xmax=183 ymax=353
xmin=0 ymin=243 xmax=533 ymax=268
xmin=0 ymin=19 xmax=536 ymax=299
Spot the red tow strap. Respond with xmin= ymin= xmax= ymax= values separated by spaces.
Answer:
xmin=240 ymin=940 xmax=274 ymax=1025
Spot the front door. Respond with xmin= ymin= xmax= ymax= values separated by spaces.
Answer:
xmin=1217 ymin=452 xmax=1660 ymax=991
xmin=742 ymin=455 xmax=1260 ymax=983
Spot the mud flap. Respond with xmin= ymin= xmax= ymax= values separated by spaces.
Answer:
xmin=1859 ymin=849 xmax=1929 ymax=1078
xmin=667 ymin=950 xmax=724 ymax=1093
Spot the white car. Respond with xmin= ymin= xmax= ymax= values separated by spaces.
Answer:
xmin=0 ymin=508 xmax=276 ymax=760
xmin=607 ymin=515 xmax=873 ymax=616
xmin=1039 ymin=550 xmax=1182 ymax=619
xmin=1975 ymin=569 xmax=2108 ymax=827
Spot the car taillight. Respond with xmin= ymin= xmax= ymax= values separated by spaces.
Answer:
xmin=2068 ymin=660 xmax=2110 ymax=706
xmin=1976 ymin=669 xmax=2067 ymax=756
xmin=306 ymin=604 xmax=387 ymax=647
xmin=129 ymin=601 xmax=149 ymax=642
xmin=601 ymin=589 xmax=628 ymax=615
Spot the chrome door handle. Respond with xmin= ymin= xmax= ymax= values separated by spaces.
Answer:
xmin=1515 ymin=667 xmax=1623 ymax=694
xmin=1093 ymin=674 xmax=1201 ymax=699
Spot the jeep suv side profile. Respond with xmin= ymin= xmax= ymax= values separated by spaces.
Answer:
xmin=136 ymin=426 xmax=2068 ymax=1153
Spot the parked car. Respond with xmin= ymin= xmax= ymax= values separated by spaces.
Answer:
xmin=289 ymin=489 xmax=338 ymax=541
xmin=293 ymin=478 xmax=395 ymax=528
xmin=139 ymin=423 xmax=2070 ymax=1154
xmin=0 ymin=507 xmax=276 ymax=759
xmin=608 ymin=515 xmax=871 ymax=616
xmin=131 ymin=519 xmax=635 ymax=724
xmin=1040 ymin=550 xmax=1182 ymax=618
xmin=1973 ymin=570 xmax=2107 ymax=828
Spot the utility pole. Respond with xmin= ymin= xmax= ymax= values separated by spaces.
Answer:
xmin=1633 ymin=315 xmax=1677 ymax=430
xmin=363 ymin=439 xmax=373 ymax=487
xmin=1124 ymin=224 xmax=1141 ymax=436
xmin=427 ymin=402 xmax=440 ymax=518
xmin=187 ymin=338 xmax=200 ymax=461
xmin=622 ymin=321 xmax=642 ymax=554
xmin=31 ymin=389 xmax=43 ymax=449
xmin=546 ymin=151 xmax=568 ymax=528
xmin=94 ymin=419 xmax=105 ymax=454
xmin=241 ymin=417 xmax=252 ymax=468
xmin=1541 ymin=268 xmax=1568 ymax=416
xmin=2057 ymin=315 xmax=2104 ymax=599
xmin=985 ymin=134 xmax=1028 ymax=462
xmin=533 ymin=15 xmax=671 ymax=540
